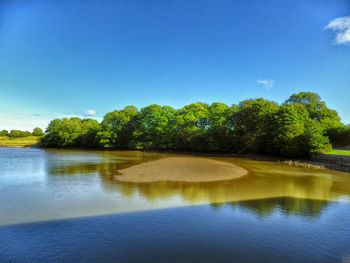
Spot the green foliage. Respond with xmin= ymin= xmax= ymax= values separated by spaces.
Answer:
xmin=173 ymin=103 xmax=209 ymax=151
xmin=303 ymin=119 xmax=331 ymax=154
xmin=32 ymin=127 xmax=44 ymax=136
xmin=269 ymin=104 xmax=330 ymax=157
xmin=206 ymin=102 xmax=231 ymax=151
xmin=9 ymin=130 xmax=32 ymax=138
xmin=40 ymin=92 xmax=340 ymax=157
xmin=326 ymin=149 xmax=350 ymax=156
xmin=284 ymin=92 xmax=342 ymax=131
xmin=231 ymin=98 xmax=279 ymax=153
xmin=75 ymin=119 xmax=101 ymax=147
xmin=137 ymin=105 xmax=176 ymax=149
xmin=269 ymin=104 xmax=309 ymax=156
xmin=41 ymin=118 xmax=101 ymax=147
xmin=97 ymin=106 xmax=139 ymax=148
xmin=0 ymin=130 xmax=9 ymax=136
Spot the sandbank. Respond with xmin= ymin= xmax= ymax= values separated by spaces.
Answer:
xmin=115 ymin=157 xmax=248 ymax=183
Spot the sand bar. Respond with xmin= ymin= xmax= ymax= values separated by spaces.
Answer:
xmin=115 ymin=157 xmax=248 ymax=183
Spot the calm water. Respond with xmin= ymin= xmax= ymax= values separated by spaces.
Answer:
xmin=1 ymin=147 xmax=350 ymax=262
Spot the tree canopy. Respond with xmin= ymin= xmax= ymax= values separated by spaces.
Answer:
xmin=40 ymin=92 xmax=344 ymax=157
xmin=0 ymin=130 xmax=9 ymax=136
xmin=284 ymin=92 xmax=342 ymax=131
xmin=97 ymin=106 xmax=138 ymax=148
xmin=41 ymin=118 xmax=101 ymax=147
xmin=8 ymin=130 xmax=32 ymax=138
xmin=32 ymin=127 xmax=44 ymax=136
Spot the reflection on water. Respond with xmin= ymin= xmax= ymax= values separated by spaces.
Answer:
xmin=1 ymin=199 xmax=350 ymax=263
xmin=2 ymin=148 xmax=350 ymax=262
xmin=112 ymin=158 xmax=350 ymax=208
xmin=45 ymin=149 xmax=350 ymax=204
xmin=45 ymin=149 xmax=163 ymax=176
xmin=215 ymin=197 xmax=330 ymax=219
xmin=1 ymin=147 xmax=350 ymax=225
xmin=115 ymin=174 xmax=337 ymax=204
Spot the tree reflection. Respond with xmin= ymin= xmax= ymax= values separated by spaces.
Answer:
xmin=44 ymin=150 xmax=350 ymax=216
xmin=219 ymin=197 xmax=331 ymax=218
xmin=112 ymin=172 xmax=349 ymax=207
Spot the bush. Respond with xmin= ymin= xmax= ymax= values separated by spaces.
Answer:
xmin=0 ymin=130 xmax=9 ymax=136
xmin=32 ymin=127 xmax=44 ymax=136
xmin=9 ymin=130 xmax=32 ymax=138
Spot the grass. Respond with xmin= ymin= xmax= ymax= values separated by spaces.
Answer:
xmin=0 ymin=136 xmax=40 ymax=147
xmin=325 ymin=149 xmax=350 ymax=156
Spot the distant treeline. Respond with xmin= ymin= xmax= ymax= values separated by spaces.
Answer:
xmin=41 ymin=92 xmax=346 ymax=157
xmin=0 ymin=127 xmax=44 ymax=137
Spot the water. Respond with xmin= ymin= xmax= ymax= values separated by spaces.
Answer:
xmin=1 ymin=147 xmax=350 ymax=262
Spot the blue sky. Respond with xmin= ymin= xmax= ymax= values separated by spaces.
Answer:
xmin=0 ymin=0 xmax=349 ymax=130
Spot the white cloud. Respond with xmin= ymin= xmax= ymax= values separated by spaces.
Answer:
xmin=326 ymin=16 xmax=350 ymax=45
xmin=83 ymin=109 xmax=96 ymax=117
xmin=257 ymin=79 xmax=274 ymax=90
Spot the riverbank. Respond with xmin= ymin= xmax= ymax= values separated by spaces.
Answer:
xmin=1 ymin=147 xmax=350 ymax=226
xmin=311 ymin=154 xmax=350 ymax=173
xmin=3 ymin=141 xmax=350 ymax=173
xmin=0 ymin=136 xmax=40 ymax=148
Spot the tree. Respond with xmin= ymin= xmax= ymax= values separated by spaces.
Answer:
xmin=173 ymin=103 xmax=209 ymax=151
xmin=284 ymin=92 xmax=342 ymax=131
xmin=98 ymin=106 xmax=139 ymax=148
xmin=302 ymin=119 xmax=330 ymax=155
xmin=39 ymin=91 xmax=340 ymax=157
xmin=137 ymin=105 xmax=176 ymax=149
xmin=32 ymin=127 xmax=44 ymax=136
xmin=41 ymin=117 xmax=101 ymax=147
xmin=270 ymin=104 xmax=309 ymax=156
xmin=206 ymin=102 xmax=231 ymax=151
xmin=41 ymin=119 xmax=65 ymax=147
xmin=75 ymin=119 xmax=101 ymax=148
xmin=270 ymin=104 xmax=329 ymax=156
xmin=9 ymin=130 xmax=32 ymax=137
xmin=231 ymin=98 xmax=279 ymax=153
xmin=0 ymin=130 xmax=9 ymax=136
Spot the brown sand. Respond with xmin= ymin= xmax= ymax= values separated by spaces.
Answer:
xmin=115 ymin=157 xmax=248 ymax=183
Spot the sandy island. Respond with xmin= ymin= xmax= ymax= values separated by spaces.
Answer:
xmin=115 ymin=157 xmax=248 ymax=183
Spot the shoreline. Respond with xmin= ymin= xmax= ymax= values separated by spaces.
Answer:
xmin=2 ymin=145 xmax=350 ymax=173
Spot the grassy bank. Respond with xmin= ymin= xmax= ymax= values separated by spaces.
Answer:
xmin=325 ymin=149 xmax=350 ymax=156
xmin=0 ymin=136 xmax=40 ymax=147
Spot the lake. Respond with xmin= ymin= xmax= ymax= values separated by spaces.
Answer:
xmin=1 ymin=147 xmax=350 ymax=262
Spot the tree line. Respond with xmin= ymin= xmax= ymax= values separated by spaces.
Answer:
xmin=41 ymin=92 xmax=345 ymax=157
xmin=0 ymin=127 xmax=44 ymax=137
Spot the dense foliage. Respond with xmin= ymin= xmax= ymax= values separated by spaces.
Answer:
xmin=41 ymin=118 xmax=101 ymax=147
xmin=0 ymin=127 xmax=45 ymax=138
xmin=32 ymin=127 xmax=44 ymax=137
xmin=41 ymin=92 xmax=344 ymax=157
xmin=0 ymin=130 xmax=9 ymax=136
xmin=8 ymin=130 xmax=33 ymax=137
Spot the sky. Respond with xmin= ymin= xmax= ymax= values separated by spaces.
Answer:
xmin=0 ymin=0 xmax=349 ymax=130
